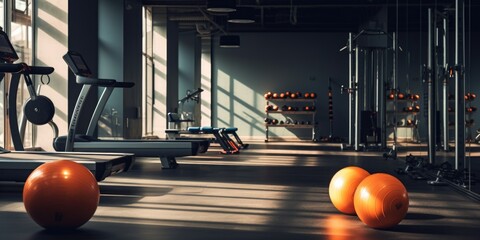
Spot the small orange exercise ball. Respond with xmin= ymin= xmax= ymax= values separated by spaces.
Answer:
xmin=23 ymin=160 xmax=100 ymax=229
xmin=329 ymin=166 xmax=370 ymax=214
xmin=354 ymin=173 xmax=409 ymax=229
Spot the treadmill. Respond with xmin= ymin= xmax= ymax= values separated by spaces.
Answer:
xmin=53 ymin=51 xmax=209 ymax=169
xmin=0 ymin=29 xmax=135 ymax=181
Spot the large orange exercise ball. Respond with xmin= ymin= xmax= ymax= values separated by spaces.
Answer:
xmin=23 ymin=160 xmax=100 ymax=229
xmin=354 ymin=173 xmax=409 ymax=229
xmin=329 ymin=166 xmax=370 ymax=214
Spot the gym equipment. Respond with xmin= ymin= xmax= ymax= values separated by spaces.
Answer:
xmin=264 ymin=92 xmax=272 ymax=99
xmin=418 ymin=2 xmax=479 ymax=200
xmin=166 ymin=112 xmax=247 ymax=154
xmin=340 ymin=29 xmax=395 ymax=151
xmin=321 ymin=78 xmax=344 ymax=143
xmin=0 ymin=29 xmax=134 ymax=181
xmin=175 ymin=88 xmax=204 ymax=129
xmin=23 ymin=160 xmax=99 ymax=229
xmin=220 ymin=127 xmax=249 ymax=150
xmin=354 ymin=173 xmax=409 ymax=229
xmin=167 ymin=124 xmax=238 ymax=154
xmin=18 ymin=75 xmax=59 ymax=147
xmin=264 ymin=90 xmax=317 ymax=141
xmin=53 ymin=51 xmax=208 ymax=169
xmin=396 ymin=154 xmax=428 ymax=180
xmin=388 ymin=92 xmax=395 ymax=100
xmin=329 ymin=166 xmax=370 ymax=215
xmin=8 ymin=66 xmax=59 ymax=151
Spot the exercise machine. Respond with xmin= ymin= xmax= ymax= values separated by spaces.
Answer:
xmin=166 ymin=88 xmax=248 ymax=154
xmin=53 ymin=51 xmax=209 ymax=168
xmin=397 ymin=1 xmax=479 ymax=201
xmin=339 ymin=29 xmax=395 ymax=152
xmin=175 ymin=88 xmax=203 ymax=129
xmin=167 ymin=113 xmax=249 ymax=154
xmin=0 ymin=28 xmax=134 ymax=181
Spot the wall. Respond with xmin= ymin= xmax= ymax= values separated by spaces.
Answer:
xmin=178 ymin=31 xmax=197 ymax=115
xmin=35 ymin=0 xmax=69 ymax=150
xmin=213 ymin=32 xmax=349 ymax=140
xmin=66 ymin=0 xmax=98 ymax=140
xmin=98 ymin=0 xmax=142 ymax=139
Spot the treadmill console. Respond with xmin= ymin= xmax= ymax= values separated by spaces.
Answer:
xmin=63 ymin=51 xmax=93 ymax=77
xmin=0 ymin=29 xmax=19 ymax=63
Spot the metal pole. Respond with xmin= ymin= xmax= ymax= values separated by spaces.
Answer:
xmin=355 ymin=45 xmax=360 ymax=151
xmin=428 ymin=8 xmax=437 ymax=165
xmin=348 ymin=33 xmax=354 ymax=146
xmin=455 ymin=0 xmax=465 ymax=170
xmin=380 ymin=49 xmax=387 ymax=148
xmin=364 ymin=50 xmax=368 ymax=111
xmin=443 ymin=15 xmax=450 ymax=151
xmin=375 ymin=50 xmax=380 ymax=113
xmin=392 ymin=32 xmax=398 ymax=147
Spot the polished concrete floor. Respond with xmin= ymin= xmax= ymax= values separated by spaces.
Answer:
xmin=1 ymin=142 xmax=480 ymax=240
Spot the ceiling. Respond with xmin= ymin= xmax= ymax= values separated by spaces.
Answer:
xmin=142 ymin=0 xmax=480 ymax=35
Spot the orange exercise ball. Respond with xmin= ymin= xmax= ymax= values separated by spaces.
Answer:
xmin=329 ymin=166 xmax=370 ymax=215
xmin=23 ymin=160 xmax=100 ymax=230
xmin=354 ymin=173 xmax=409 ymax=229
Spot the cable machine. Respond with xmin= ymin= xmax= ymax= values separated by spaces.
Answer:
xmin=340 ymin=29 xmax=397 ymax=152
xmin=397 ymin=0 xmax=478 ymax=200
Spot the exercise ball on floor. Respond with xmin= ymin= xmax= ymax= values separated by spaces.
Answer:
xmin=23 ymin=160 xmax=100 ymax=230
xmin=354 ymin=173 xmax=409 ymax=229
xmin=329 ymin=166 xmax=370 ymax=214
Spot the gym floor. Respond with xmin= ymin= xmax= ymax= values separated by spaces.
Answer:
xmin=1 ymin=142 xmax=480 ymax=240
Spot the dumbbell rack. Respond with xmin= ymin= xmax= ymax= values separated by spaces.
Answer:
xmin=386 ymin=92 xmax=421 ymax=143
xmin=448 ymin=92 xmax=476 ymax=143
xmin=264 ymin=98 xmax=317 ymax=142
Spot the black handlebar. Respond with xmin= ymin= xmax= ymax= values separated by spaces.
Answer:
xmin=112 ymin=82 xmax=135 ymax=88
xmin=24 ymin=66 xmax=55 ymax=75
xmin=179 ymin=88 xmax=204 ymax=103
xmin=76 ymin=76 xmax=116 ymax=86
xmin=0 ymin=63 xmax=25 ymax=73
xmin=0 ymin=63 xmax=54 ymax=75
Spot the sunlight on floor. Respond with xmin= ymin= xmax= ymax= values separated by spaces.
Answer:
xmin=92 ymin=181 xmax=333 ymax=234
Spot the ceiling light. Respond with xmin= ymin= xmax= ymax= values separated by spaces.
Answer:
xmin=228 ymin=7 xmax=255 ymax=23
xmin=219 ymin=35 xmax=240 ymax=48
xmin=207 ymin=0 xmax=236 ymax=13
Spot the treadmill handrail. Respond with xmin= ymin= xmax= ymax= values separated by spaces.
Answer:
xmin=111 ymin=82 xmax=135 ymax=88
xmin=23 ymin=66 xmax=54 ymax=75
xmin=76 ymin=75 xmax=116 ymax=86
xmin=76 ymin=75 xmax=134 ymax=88
xmin=0 ymin=63 xmax=54 ymax=75
xmin=0 ymin=63 xmax=24 ymax=73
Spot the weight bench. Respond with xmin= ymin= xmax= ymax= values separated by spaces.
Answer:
xmin=220 ymin=127 xmax=249 ymax=150
xmin=166 ymin=126 xmax=239 ymax=154
xmin=166 ymin=112 xmax=248 ymax=154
